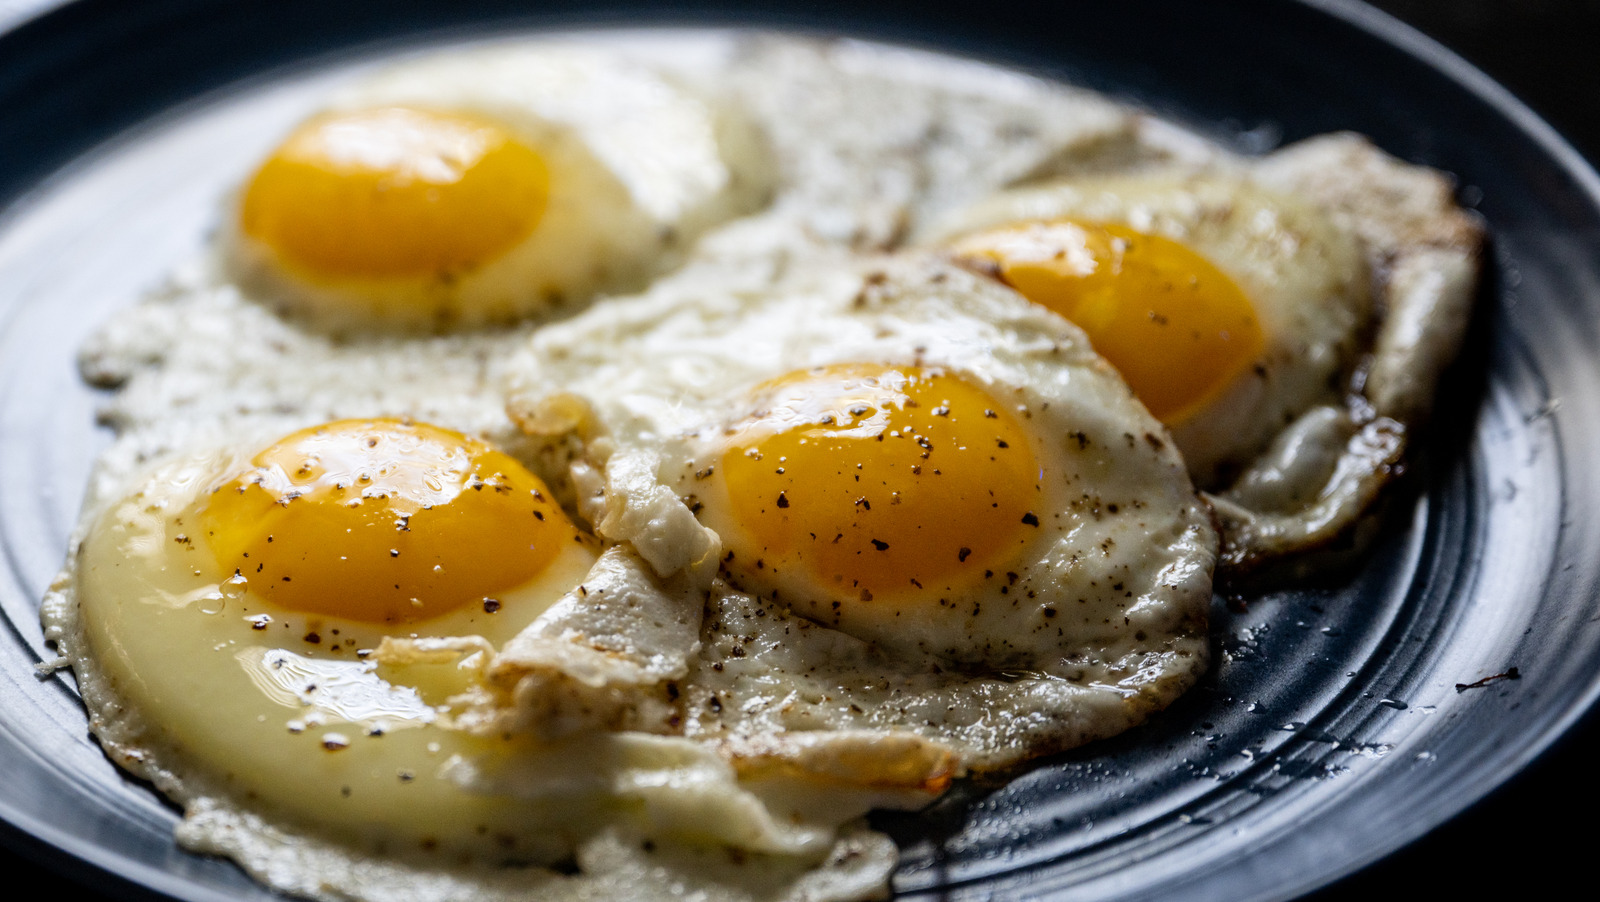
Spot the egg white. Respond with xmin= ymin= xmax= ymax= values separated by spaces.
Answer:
xmin=923 ymin=131 xmax=1482 ymax=570
xmin=924 ymin=171 xmax=1373 ymax=488
xmin=48 ymin=30 xmax=1481 ymax=902
xmin=223 ymin=44 xmax=774 ymax=331
xmin=42 ymin=440 xmax=914 ymax=901
xmin=501 ymin=252 xmax=1216 ymax=772
xmin=51 ymin=32 xmax=1204 ymax=902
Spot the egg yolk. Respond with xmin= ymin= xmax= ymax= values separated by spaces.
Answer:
xmin=240 ymin=107 xmax=549 ymax=281
xmin=711 ymin=364 xmax=1042 ymax=605
xmin=199 ymin=419 xmax=579 ymax=623
xmin=951 ymin=220 xmax=1265 ymax=424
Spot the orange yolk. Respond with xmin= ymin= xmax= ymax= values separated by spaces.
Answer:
xmin=951 ymin=220 xmax=1265 ymax=424
xmin=240 ymin=107 xmax=549 ymax=281
xmin=199 ymin=419 xmax=580 ymax=624
xmin=712 ymin=364 xmax=1042 ymax=605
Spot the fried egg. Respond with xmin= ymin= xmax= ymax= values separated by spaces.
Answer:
xmin=929 ymin=134 xmax=1481 ymax=569
xmin=933 ymin=172 xmax=1371 ymax=487
xmin=63 ymin=419 xmax=596 ymax=857
xmin=46 ymin=31 xmax=1481 ymax=902
xmin=498 ymin=253 xmax=1216 ymax=772
xmin=224 ymin=45 xmax=773 ymax=331
xmin=44 ymin=417 xmax=915 ymax=900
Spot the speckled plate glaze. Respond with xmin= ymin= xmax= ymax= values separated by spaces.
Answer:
xmin=1 ymin=2 xmax=1596 ymax=900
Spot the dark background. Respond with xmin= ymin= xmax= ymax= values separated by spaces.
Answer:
xmin=3 ymin=1 xmax=1597 ymax=899
xmin=1373 ymin=0 xmax=1600 ymax=164
xmin=1309 ymin=1 xmax=1600 ymax=897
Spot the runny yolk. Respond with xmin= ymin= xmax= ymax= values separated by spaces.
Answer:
xmin=711 ymin=364 xmax=1042 ymax=606
xmin=239 ymin=107 xmax=549 ymax=281
xmin=199 ymin=419 xmax=578 ymax=624
xmin=950 ymin=220 xmax=1265 ymax=424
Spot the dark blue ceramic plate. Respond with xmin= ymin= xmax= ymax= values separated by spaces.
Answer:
xmin=1 ymin=2 xmax=1595 ymax=900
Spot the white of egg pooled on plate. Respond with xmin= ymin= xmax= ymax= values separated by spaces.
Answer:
xmin=223 ymin=44 xmax=772 ymax=331
xmin=490 ymin=254 xmax=1217 ymax=774
xmin=929 ymin=135 xmax=1483 ymax=570
xmin=43 ymin=417 xmax=923 ymax=902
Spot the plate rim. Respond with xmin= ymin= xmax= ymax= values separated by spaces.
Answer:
xmin=1 ymin=2 xmax=1597 ymax=901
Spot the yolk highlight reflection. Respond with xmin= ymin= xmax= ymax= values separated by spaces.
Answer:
xmin=951 ymin=220 xmax=1264 ymax=424
xmin=711 ymin=364 xmax=1042 ymax=607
